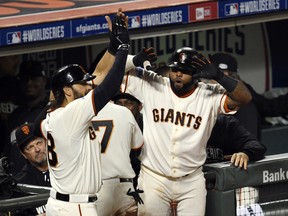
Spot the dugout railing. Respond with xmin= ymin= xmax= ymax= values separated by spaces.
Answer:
xmin=0 ymin=184 xmax=50 ymax=213
xmin=1 ymin=154 xmax=288 ymax=215
xmin=204 ymin=153 xmax=288 ymax=216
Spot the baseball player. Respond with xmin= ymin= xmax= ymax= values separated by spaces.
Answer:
xmin=35 ymin=10 xmax=130 ymax=216
xmin=121 ymin=47 xmax=252 ymax=215
xmin=94 ymin=102 xmax=143 ymax=216
xmin=112 ymin=92 xmax=144 ymax=189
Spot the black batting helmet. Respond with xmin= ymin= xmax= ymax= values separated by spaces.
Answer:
xmin=51 ymin=64 xmax=95 ymax=94
xmin=167 ymin=47 xmax=200 ymax=75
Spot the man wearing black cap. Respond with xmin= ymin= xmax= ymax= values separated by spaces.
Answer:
xmin=210 ymin=53 xmax=261 ymax=139
xmin=3 ymin=60 xmax=49 ymax=175
xmin=14 ymin=122 xmax=50 ymax=187
xmin=13 ymin=122 xmax=50 ymax=216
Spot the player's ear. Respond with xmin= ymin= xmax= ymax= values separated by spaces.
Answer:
xmin=63 ymin=86 xmax=72 ymax=96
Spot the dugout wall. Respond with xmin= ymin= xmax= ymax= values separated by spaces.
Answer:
xmin=204 ymin=153 xmax=288 ymax=216
xmin=2 ymin=154 xmax=288 ymax=215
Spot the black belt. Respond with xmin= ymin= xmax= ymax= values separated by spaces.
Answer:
xmin=120 ymin=178 xmax=133 ymax=183
xmin=55 ymin=192 xmax=97 ymax=202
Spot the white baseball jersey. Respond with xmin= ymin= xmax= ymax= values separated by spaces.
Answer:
xmin=93 ymin=102 xmax=143 ymax=179
xmin=41 ymin=90 xmax=102 ymax=194
xmin=123 ymin=68 xmax=236 ymax=178
xmin=93 ymin=102 xmax=143 ymax=216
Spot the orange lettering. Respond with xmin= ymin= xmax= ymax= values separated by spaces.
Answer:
xmin=2 ymin=0 xmax=74 ymax=9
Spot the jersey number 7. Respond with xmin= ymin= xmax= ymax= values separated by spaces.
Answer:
xmin=91 ymin=120 xmax=114 ymax=153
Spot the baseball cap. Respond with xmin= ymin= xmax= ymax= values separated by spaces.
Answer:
xmin=18 ymin=60 xmax=46 ymax=80
xmin=210 ymin=53 xmax=238 ymax=73
xmin=15 ymin=123 xmax=37 ymax=151
xmin=112 ymin=92 xmax=141 ymax=104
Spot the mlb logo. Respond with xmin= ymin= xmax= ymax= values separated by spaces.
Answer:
xmin=129 ymin=16 xmax=141 ymax=28
xmin=7 ymin=31 xmax=21 ymax=44
xmin=225 ymin=3 xmax=239 ymax=16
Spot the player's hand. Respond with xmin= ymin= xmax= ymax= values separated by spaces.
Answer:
xmin=195 ymin=63 xmax=225 ymax=81
xmin=133 ymin=47 xmax=157 ymax=70
xmin=230 ymin=152 xmax=249 ymax=170
xmin=127 ymin=188 xmax=144 ymax=204
xmin=191 ymin=52 xmax=224 ymax=81
xmin=106 ymin=8 xmax=130 ymax=54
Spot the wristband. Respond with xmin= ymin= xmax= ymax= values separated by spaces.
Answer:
xmin=217 ymin=74 xmax=238 ymax=92
xmin=108 ymin=47 xmax=116 ymax=55
xmin=117 ymin=44 xmax=130 ymax=51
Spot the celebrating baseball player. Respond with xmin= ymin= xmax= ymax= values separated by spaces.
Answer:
xmin=34 ymin=9 xmax=130 ymax=216
xmin=94 ymin=101 xmax=143 ymax=216
xmin=121 ymin=47 xmax=252 ymax=215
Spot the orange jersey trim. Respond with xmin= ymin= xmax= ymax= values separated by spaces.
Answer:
xmin=91 ymin=90 xmax=97 ymax=115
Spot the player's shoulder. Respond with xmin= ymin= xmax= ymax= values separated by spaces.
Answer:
xmin=99 ymin=102 xmax=132 ymax=117
xmin=111 ymin=103 xmax=133 ymax=116
xmin=105 ymin=102 xmax=128 ymax=111
xmin=46 ymin=107 xmax=64 ymax=119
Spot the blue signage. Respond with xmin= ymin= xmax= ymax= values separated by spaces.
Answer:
xmin=0 ymin=5 xmax=189 ymax=48
xmin=0 ymin=21 xmax=70 ymax=47
xmin=0 ymin=1 xmax=287 ymax=48
xmin=71 ymin=16 xmax=109 ymax=37
xmin=218 ymin=0 xmax=287 ymax=18
xmin=126 ymin=5 xmax=189 ymax=29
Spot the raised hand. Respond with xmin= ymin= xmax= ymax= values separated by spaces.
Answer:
xmin=133 ymin=47 xmax=157 ymax=69
xmin=106 ymin=8 xmax=130 ymax=54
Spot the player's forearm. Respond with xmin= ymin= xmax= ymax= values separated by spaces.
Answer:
xmin=91 ymin=49 xmax=132 ymax=87
xmin=93 ymin=49 xmax=128 ymax=113
xmin=227 ymin=80 xmax=252 ymax=105
xmin=92 ymin=50 xmax=116 ymax=86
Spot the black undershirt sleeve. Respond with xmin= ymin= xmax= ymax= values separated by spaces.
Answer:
xmin=93 ymin=49 xmax=128 ymax=114
xmin=33 ymin=49 xmax=128 ymax=137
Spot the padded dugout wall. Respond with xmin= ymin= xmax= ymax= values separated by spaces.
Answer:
xmin=204 ymin=153 xmax=288 ymax=216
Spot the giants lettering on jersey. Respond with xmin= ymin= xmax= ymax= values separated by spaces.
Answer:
xmin=152 ymin=108 xmax=201 ymax=128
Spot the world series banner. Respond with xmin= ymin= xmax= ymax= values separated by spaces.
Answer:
xmin=0 ymin=0 xmax=288 ymax=93
xmin=1 ymin=0 xmax=288 ymax=48
xmin=0 ymin=5 xmax=189 ymax=47
xmin=217 ymin=0 xmax=286 ymax=18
